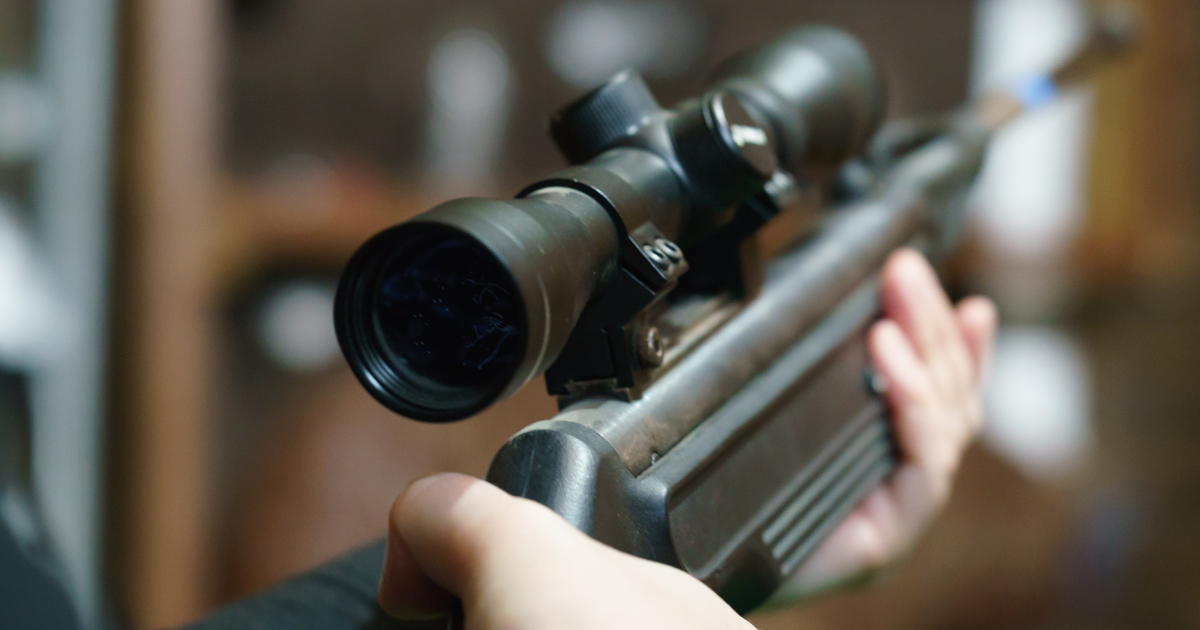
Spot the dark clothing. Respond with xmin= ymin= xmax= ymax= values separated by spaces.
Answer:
xmin=181 ymin=540 xmax=452 ymax=630
xmin=0 ymin=500 xmax=82 ymax=630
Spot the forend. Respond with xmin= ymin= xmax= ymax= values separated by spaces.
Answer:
xmin=334 ymin=26 xmax=886 ymax=422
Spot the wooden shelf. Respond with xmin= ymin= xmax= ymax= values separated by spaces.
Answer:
xmin=209 ymin=171 xmax=424 ymax=298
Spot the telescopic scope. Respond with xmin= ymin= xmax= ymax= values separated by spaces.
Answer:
xmin=334 ymin=26 xmax=886 ymax=422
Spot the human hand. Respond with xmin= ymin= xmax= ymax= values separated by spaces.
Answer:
xmin=377 ymin=471 xmax=755 ymax=629
xmin=376 ymin=247 xmax=996 ymax=626
xmin=766 ymin=247 xmax=997 ymax=602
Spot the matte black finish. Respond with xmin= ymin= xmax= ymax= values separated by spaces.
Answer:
xmin=181 ymin=541 xmax=452 ymax=630
xmin=489 ymin=278 xmax=895 ymax=613
xmin=670 ymin=91 xmax=779 ymax=209
xmin=334 ymin=24 xmax=991 ymax=614
xmin=519 ymin=26 xmax=885 ymax=397
xmin=487 ymin=112 xmax=1000 ymax=608
xmin=550 ymin=70 xmax=662 ymax=166
xmin=676 ymin=175 xmax=790 ymax=297
xmin=335 ymin=187 xmax=618 ymax=421
xmin=712 ymin=26 xmax=887 ymax=170
xmin=337 ymin=25 xmax=887 ymax=420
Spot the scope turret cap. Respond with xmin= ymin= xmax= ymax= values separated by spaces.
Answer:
xmin=671 ymin=90 xmax=779 ymax=209
xmin=550 ymin=70 xmax=662 ymax=164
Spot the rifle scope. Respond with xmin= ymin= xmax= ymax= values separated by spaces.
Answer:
xmin=335 ymin=27 xmax=885 ymax=422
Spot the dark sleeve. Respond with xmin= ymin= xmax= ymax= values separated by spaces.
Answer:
xmin=0 ymin=512 xmax=82 ymax=630
xmin=181 ymin=540 xmax=452 ymax=630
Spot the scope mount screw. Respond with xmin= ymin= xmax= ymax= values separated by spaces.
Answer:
xmin=637 ymin=326 xmax=665 ymax=367
xmin=642 ymin=243 xmax=671 ymax=270
xmin=653 ymin=237 xmax=684 ymax=263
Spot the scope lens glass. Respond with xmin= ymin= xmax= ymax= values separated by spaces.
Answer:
xmin=368 ymin=228 xmax=524 ymax=409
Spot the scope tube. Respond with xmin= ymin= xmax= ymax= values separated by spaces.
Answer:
xmin=335 ymin=187 xmax=618 ymax=421
xmin=712 ymin=26 xmax=886 ymax=171
xmin=335 ymin=25 xmax=887 ymax=422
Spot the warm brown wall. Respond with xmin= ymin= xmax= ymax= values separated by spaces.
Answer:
xmin=1083 ymin=0 xmax=1200 ymax=293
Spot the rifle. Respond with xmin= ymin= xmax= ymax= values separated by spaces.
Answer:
xmin=188 ymin=8 xmax=1135 ymax=630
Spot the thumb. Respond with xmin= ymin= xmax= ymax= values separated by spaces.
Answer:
xmin=377 ymin=472 xmax=578 ymax=619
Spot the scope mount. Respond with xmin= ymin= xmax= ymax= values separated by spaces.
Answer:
xmin=528 ymin=70 xmax=806 ymax=408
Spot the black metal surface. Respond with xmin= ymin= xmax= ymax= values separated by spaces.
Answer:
xmin=676 ymin=174 xmax=792 ymax=298
xmin=579 ymin=193 xmax=928 ymax=476
xmin=335 ymin=26 xmax=886 ymax=421
xmin=711 ymin=26 xmax=886 ymax=170
xmin=335 ymin=187 xmax=619 ymax=421
xmin=180 ymin=541 xmax=453 ymax=630
xmin=670 ymin=90 xmax=779 ymax=209
xmin=482 ymin=103 xmax=996 ymax=609
xmin=488 ymin=278 xmax=895 ymax=613
xmin=331 ymin=95 xmax=991 ymax=609
xmin=549 ymin=70 xmax=662 ymax=165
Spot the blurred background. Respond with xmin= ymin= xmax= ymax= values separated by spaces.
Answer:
xmin=0 ymin=0 xmax=1196 ymax=628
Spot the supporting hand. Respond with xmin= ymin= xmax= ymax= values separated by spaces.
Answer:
xmin=769 ymin=248 xmax=996 ymax=602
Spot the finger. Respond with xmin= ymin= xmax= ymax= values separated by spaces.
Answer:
xmin=379 ymin=494 xmax=456 ymax=619
xmin=955 ymin=296 xmax=998 ymax=385
xmin=868 ymin=319 xmax=937 ymax=426
xmin=880 ymin=249 xmax=975 ymax=399
xmin=893 ymin=250 xmax=975 ymax=398
xmin=386 ymin=472 xmax=592 ymax=616
xmin=389 ymin=473 xmax=507 ymax=600
xmin=870 ymin=320 xmax=969 ymax=481
xmin=879 ymin=250 xmax=953 ymax=359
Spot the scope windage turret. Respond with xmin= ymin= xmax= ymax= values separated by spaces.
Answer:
xmin=335 ymin=26 xmax=885 ymax=422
